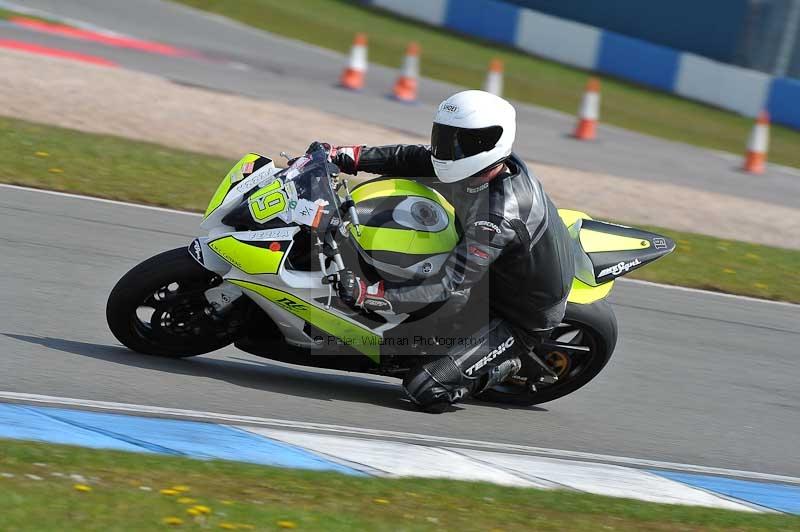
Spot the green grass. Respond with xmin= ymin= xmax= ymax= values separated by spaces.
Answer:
xmin=1 ymin=115 xmax=798 ymax=302
xmin=0 ymin=7 xmax=55 ymax=23
xmin=628 ymin=227 xmax=799 ymax=302
xmin=0 ymin=116 xmax=232 ymax=211
xmin=172 ymin=0 xmax=800 ymax=169
xmin=2 ymin=439 xmax=799 ymax=531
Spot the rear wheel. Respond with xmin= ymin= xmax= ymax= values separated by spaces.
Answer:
xmin=476 ymin=299 xmax=618 ymax=406
xmin=106 ymin=248 xmax=244 ymax=357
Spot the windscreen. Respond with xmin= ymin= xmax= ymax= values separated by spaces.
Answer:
xmin=221 ymin=146 xmax=341 ymax=232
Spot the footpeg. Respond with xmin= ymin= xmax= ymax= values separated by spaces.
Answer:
xmin=481 ymin=357 xmax=522 ymax=392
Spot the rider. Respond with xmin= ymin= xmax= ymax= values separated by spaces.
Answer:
xmin=330 ymin=90 xmax=575 ymax=412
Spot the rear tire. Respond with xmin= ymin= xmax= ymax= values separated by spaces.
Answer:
xmin=106 ymin=248 xmax=243 ymax=358
xmin=476 ymin=299 xmax=618 ymax=406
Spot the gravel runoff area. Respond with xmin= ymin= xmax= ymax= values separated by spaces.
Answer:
xmin=2 ymin=49 xmax=798 ymax=249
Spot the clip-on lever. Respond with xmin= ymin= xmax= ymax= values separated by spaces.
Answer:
xmin=341 ymin=179 xmax=361 ymax=236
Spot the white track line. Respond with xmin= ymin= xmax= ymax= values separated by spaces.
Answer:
xmin=2 ymin=391 xmax=798 ymax=486
xmin=0 ymin=0 xmax=127 ymax=36
xmin=615 ymin=278 xmax=800 ymax=308
xmin=0 ymin=184 xmax=201 ymax=217
xmin=3 ymin=183 xmax=796 ymax=308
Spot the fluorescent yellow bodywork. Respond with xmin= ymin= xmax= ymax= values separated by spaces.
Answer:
xmin=204 ymin=153 xmax=262 ymax=218
xmin=350 ymin=179 xmax=458 ymax=255
xmin=355 ymin=226 xmax=458 ymax=254
xmin=580 ymin=230 xmax=650 ymax=253
xmin=248 ymin=178 xmax=288 ymax=223
xmin=558 ymin=209 xmax=616 ymax=305
xmin=228 ymin=280 xmax=381 ymax=362
xmin=568 ymin=278 xmax=614 ymax=304
xmin=209 ymin=237 xmax=284 ymax=275
xmin=351 ymin=179 xmax=452 ymax=211
xmin=558 ymin=209 xmax=591 ymax=227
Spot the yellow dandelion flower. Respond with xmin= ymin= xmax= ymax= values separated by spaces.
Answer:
xmin=723 ymin=268 xmax=736 ymax=274
xmin=754 ymin=282 xmax=768 ymax=289
xmin=160 ymin=488 xmax=179 ymax=496
xmin=35 ymin=151 xmax=50 ymax=157
xmin=73 ymin=484 xmax=92 ymax=492
xmin=276 ymin=521 xmax=297 ymax=529
xmin=218 ymin=524 xmax=237 ymax=530
xmin=172 ymin=485 xmax=190 ymax=493
xmin=48 ymin=168 xmax=64 ymax=174
xmin=373 ymin=498 xmax=390 ymax=504
xmin=191 ymin=505 xmax=212 ymax=515
xmin=177 ymin=497 xmax=196 ymax=504
xmin=186 ymin=508 xmax=201 ymax=516
xmin=162 ymin=516 xmax=183 ymax=526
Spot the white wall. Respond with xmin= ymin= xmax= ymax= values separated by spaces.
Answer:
xmin=515 ymin=9 xmax=600 ymax=70
xmin=371 ymin=0 xmax=448 ymax=26
xmin=676 ymin=54 xmax=771 ymax=117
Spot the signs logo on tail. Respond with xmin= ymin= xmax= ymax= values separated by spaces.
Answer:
xmin=598 ymin=259 xmax=641 ymax=279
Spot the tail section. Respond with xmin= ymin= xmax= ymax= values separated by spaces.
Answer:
xmin=560 ymin=210 xmax=676 ymax=289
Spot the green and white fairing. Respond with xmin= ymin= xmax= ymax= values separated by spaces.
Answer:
xmin=192 ymin=151 xmax=417 ymax=362
xmin=191 ymin=148 xmax=673 ymax=363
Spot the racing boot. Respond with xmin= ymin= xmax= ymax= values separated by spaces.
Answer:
xmin=402 ymin=318 xmax=522 ymax=413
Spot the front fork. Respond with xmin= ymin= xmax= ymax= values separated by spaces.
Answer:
xmin=188 ymin=237 xmax=244 ymax=315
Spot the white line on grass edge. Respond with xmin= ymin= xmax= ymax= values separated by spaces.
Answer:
xmin=1 ymin=391 xmax=798 ymax=486
xmin=3 ymin=183 xmax=796 ymax=308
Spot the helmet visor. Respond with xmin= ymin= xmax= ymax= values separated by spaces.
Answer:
xmin=431 ymin=124 xmax=503 ymax=161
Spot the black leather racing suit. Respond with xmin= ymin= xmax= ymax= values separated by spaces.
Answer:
xmin=338 ymin=145 xmax=575 ymax=409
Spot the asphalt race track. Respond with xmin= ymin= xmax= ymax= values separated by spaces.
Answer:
xmin=2 ymin=0 xmax=800 ymax=485
xmin=1 ymin=185 xmax=798 ymax=478
xmin=4 ymin=0 xmax=800 ymax=209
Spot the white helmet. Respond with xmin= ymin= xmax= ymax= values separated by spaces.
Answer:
xmin=430 ymin=90 xmax=516 ymax=183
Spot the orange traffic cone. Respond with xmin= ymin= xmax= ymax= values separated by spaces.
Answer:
xmin=393 ymin=42 xmax=420 ymax=102
xmin=484 ymin=58 xmax=503 ymax=96
xmin=340 ymin=33 xmax=367 ymax=90
xmin=743 ymin=111 xmax=770 ymax=174
xmin=573 ymin=77 xmax=600 ymax=140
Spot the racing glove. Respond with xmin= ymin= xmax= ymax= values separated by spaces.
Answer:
xmin=330 ymin=145 xmax=362 ymax=175
xmin=337 ymin=270 xmax=392 ymax=312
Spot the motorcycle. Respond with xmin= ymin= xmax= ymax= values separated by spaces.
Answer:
xmin=107 ymin=144 xmax=674 ymax=407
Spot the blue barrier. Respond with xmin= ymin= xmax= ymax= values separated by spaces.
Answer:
xmin=366 ymin=0 xmax=800 ymax=129
xmin=444 ymin=0 xmax=520 ymax=46
xmin=597 ymin=33 xmax=679 ymax=91
xmin=767 ymin=77 xmax=800 ymax=130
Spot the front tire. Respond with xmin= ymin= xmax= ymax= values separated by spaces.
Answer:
xmin=476 ymin=299 xmax=618 ymax=406
xmin=106 ymin=248 xmax=243 ymax=357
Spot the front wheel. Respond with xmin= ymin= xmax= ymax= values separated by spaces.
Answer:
xmin=106 ymin=247 xmax=244 ymax=358
xmin=475 ymin=299 xmax=618 ymax=406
